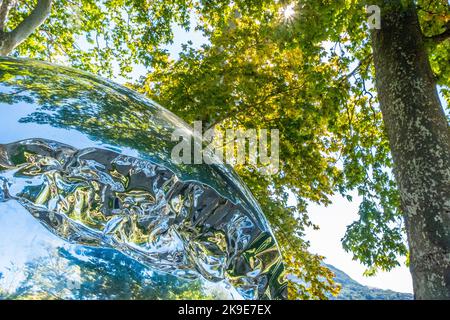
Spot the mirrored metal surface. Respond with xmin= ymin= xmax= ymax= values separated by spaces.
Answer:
xmin=0 ymin=57 xmax=286 ymax=300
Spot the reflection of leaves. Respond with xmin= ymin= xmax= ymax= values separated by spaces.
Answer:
xmin=0 ymin=91 xmax=34 ymax=105
xmin=0 ymin=58 xmax=234 ymax=193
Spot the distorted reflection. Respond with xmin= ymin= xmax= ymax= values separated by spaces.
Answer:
xmin=0 ymin=57 xmax=286 ymax=300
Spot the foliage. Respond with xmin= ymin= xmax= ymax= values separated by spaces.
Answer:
xmin=4 ymin=0 xmax=195 ymax=78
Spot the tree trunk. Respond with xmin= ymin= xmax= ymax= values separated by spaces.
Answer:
xmin=371 ymin=1 xmax=450 ymax=299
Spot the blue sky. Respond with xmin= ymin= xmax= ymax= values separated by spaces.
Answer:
xmin=305 ymin=193 xmax=412 ymax=293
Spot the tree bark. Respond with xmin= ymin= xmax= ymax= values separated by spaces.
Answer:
xmin=0 ymin=0 xmax=52 ymax=56
xmin=371 ymin=0 xmax=450 ymax=299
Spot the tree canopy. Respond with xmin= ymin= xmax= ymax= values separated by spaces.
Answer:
xmin=1 ymin=0 xmax=194 ymax=77
xmin=1 ymin=0 xmax=449 ymax=299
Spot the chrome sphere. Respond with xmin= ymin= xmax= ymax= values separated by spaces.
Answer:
xmin=0 ymin=57 xmax=286 ymax=300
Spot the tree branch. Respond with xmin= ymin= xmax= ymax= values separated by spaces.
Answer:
xmin=425 ymin=22 xmax=450 ymax=44
xmin=0 ymin=0 xmax=52 ymax=55
xmin=0 ymin=0 xmax=14 ymax=32
xmin=427 ymin=29 xmax=450 ymax=44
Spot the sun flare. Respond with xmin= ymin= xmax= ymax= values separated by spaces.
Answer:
xmin=280 ymin=3 xmax=296 ymax=22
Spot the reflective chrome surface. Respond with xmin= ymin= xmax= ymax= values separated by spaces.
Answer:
xmin=0 ymin=57 xmax=286 ymax=300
